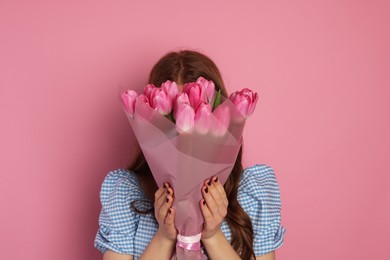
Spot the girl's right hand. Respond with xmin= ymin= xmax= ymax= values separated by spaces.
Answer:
xmin=154 ymin=183 xmax=177 ymax=241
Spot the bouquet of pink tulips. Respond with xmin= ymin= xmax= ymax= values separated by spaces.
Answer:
xmin=121 ymin=77 xmax=258 ymax=260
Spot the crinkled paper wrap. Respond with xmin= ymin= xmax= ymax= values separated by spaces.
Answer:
xmin=123 ymin=94 xmax=246 ymax=258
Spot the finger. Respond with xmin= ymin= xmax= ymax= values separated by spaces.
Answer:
xmin=202 ymin=184 xmax=219 ymax=218
xmin=200 ymin=199 xmax=213 ymax=224
xmin=155 ymin=183 xmax=169 ymax=216
xmin=164 ymin=207 xmax=175 ymax=226
xmin=158 ymin=193 xmax=173 ymax=221
xmin=207 ymin=179 xmax=228 ymax=218
xmin=167 ymin=186 xmax=174 ymax=197
xmin=154 ymin=183 xmax=167 ymax=201
xmin=156 ymin=185 xmax=173 ymax=212
xmin=207 ymin=179 xmax=222 ymax=203
xmin=211 ymin=176 xmax=228 ymax=207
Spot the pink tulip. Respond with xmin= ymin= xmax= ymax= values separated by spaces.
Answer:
xmin=212 ymin=106 xmax=230 ymax=136
xmin=183 ymin=82 xmax=204 ymax=108
xmin=135 ymin=94 xmax=152 ymax=120
xmin=175 ymin=103 xmax=195 ymax=132
xmin=121 ymin=90 xmax=138 ymax=118
xmin=144 ymin=84 xmax=156 ymax=99
xmin=136 ymin=94 xmax=149 ymax=105
xmin=149 ymin=88 xmax=172 ymax=115
xmin=229 ymin=88 xmax=258 ymax=118
xmin=161 ymin=80 xmax=179 ymax=103
xmin=194 ymin=102 xmax=212 ymax=134
xmin=196 ymin=77 xmax=215 ymax=104
xmin=173 ymin=92 xmax=190 ymax=119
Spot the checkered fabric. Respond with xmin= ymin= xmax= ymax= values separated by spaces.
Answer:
xmin=94 ymin=164 xmax=286 ymax=259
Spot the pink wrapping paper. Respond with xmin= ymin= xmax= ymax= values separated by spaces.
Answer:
xmin=123 ymin=93 xmax=246 ymax=258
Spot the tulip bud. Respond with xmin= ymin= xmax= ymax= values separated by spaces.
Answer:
xmin=150 ymin=88 xmax=172 ymax=115
xmin=144 ymin=84 xmax=156 ymax=99
xmin=196 ymin=77 xmax=215 ymax=104
xmin=183 ymin=82 xmax=204 ymax=108
xmin=173 ymin=92 xmax=190 ymax=119
xmin=229 ymin=88 xmax=258 ymax=118
xmin=175 ymin=103 xmax=195 ymax=133
xmin=161 ymin=80 xmax=179 ymax=103
xmin=194 ymin=102 xmax=212 ymax=134
xmin=137 ymin=94 xmax=149 ymax=105
xmin=121 ymin=90 xmax=138 ymax=118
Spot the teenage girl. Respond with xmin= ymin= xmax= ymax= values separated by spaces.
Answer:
xmin=94 ymin=50 xmax=286 ymax=260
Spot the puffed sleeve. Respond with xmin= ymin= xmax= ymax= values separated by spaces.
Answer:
xmin=94 ymin=169 xmax=143 ymax=255
xmin=238 ymin=164 xmax=286 ymax=256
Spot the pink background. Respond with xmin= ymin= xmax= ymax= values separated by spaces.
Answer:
xmin=1 ymin=1 xmax=389 ymax=259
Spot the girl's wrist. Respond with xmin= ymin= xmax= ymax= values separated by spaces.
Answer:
xmin=201 ymin=229 xmax=224 ymax=246
xmin=156 ymin=228 xmax=177 ymax=246
xmin=201 ymin=229 xmax=241 ymax=260
xmin=140 ymin=228 xmax=176 ymax=259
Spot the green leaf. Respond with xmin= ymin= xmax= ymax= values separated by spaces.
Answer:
xmin=212 ymin=90 xmax=221 ymax=111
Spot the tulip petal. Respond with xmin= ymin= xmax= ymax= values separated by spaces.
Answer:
xmin=153 ymin=95 xmax=172 ymax=115
xmin=194 ymin=102 xmax=212 ymax=134
xmin=174 ymin=93 xmax=190 ymax=119
xmin=196 ymin=77 xmax=215 ymax=104
xmin=144 ymin=84 xmax=156 ymax=99
xmin=162 ymin=80 xmax=179 ymax=103
xmin=230 ymin=88 xmax=258 ymax=118
xmin=136 ymin=94 xmax=150 ymax=105
xmin=235 ymin=98 xmax=250 ymax=117
xmin=176 ymin=104 xmax=195 ymax=132
xmin=121 ymin=90 xmax=138 ymax=117
xmin=150 ymin=88 xmax=172 ymax=115
xmin=247 ymin=93 xmax=259 ymax=117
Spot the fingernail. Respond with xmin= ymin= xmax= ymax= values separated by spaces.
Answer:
xmin=207 ymin=180 xmax=212 ymax=186
xmin=213 ymin=177 xmax=218 ymax=182
xmin=204 ymin=187 xmax=208 ymax=193
xmin=168 ymin=209 xmax=172 ymax=214
xmin=202 ymin=200 xmax=206 ymax=206
xmin=163 ymin=183 xmax=168 ymax=189
xmin=166 ymin=198 xmax=169 ymax=203
xmin=166 ymin=189 xmax=170 ymax=195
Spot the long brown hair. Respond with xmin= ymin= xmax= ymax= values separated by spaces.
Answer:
xmin=127 ymin=50 xmax=255 ymax=259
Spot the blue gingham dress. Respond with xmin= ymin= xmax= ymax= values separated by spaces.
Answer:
xmin=94 ymin=164 xmax=286 ymax=259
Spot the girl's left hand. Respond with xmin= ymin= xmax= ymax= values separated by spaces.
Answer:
xmin=199 ymin=176 xmax=229 ymax=240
